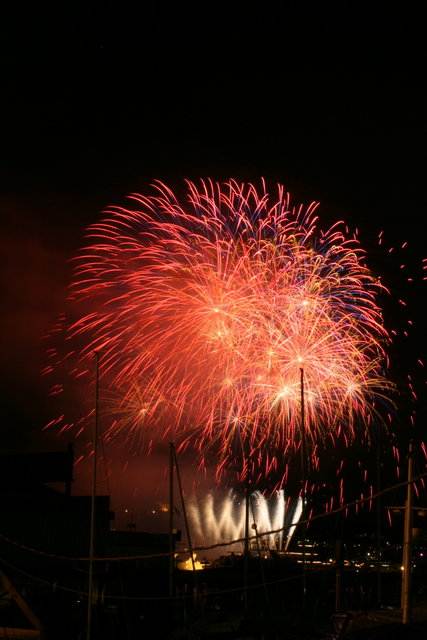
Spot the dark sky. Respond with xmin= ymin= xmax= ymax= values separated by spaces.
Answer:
xmin=1 ymin=4 xmax=426 ymax=530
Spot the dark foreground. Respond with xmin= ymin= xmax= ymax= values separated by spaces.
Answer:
xmin=2 ymin=548 xmax=427 ymax=638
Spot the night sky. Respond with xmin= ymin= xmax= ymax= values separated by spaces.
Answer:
xmin=1 ymin=4 xmax=426 ymax=531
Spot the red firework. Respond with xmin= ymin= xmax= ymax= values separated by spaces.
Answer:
xmin=46 ymin=179 xmax=395 ymax=480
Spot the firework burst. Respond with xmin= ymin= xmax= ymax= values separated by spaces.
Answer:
xmin=47 ymin=179 xmax=395 ymax=481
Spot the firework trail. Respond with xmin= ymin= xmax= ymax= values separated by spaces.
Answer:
xmin=187 ymin=490 xmax=302 ymax=556
xmin=46 ymin=179 xmax=395 ymax=482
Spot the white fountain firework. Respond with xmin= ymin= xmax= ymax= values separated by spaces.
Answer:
xmin=188 ymin=489 xmax=303 ymax=556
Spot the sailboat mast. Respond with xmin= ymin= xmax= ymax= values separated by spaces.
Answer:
xmin=87 ymin=350 xmax=99 ymax=640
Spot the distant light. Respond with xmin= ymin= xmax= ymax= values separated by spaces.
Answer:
xmin=177 ymin=553 xmax=205 ymax=571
